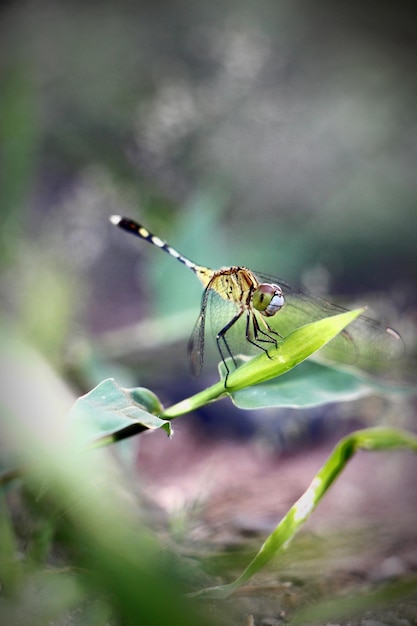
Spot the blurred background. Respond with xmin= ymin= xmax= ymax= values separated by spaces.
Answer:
xmin=1 ymin=0 xmax=416 ymax=412
xmin=1 ymin=0 xmax=417 ymax=513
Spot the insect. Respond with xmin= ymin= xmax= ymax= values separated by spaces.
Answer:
xmin=110 ymin=215 xmax=403 ymax=384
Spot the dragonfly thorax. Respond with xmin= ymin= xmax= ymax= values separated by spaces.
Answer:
xmin=253 ymin=283 xmax=285 ymax=317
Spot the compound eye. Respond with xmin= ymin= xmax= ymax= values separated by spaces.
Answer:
xmin=253 ymin=283 xmax=285 ymax=316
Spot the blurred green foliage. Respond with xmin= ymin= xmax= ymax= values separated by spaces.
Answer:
xmin=0 ymin=331 xmax=215 ymax=625
xmin=0 ymin=2 xmax=416 ymax=623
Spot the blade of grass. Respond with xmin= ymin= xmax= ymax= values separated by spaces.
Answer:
xmin=191 ymin=427 xmax=417 ymax=599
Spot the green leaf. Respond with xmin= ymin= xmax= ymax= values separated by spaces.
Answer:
xmin=224 ymin=307 xmax=365 ymax=390
xmin=68 ymin=378 xmax=171 ymax=447
xmin=163 ymin=308 xmax=364 ymax=419
xmin=230 ymin=359 xmax=410 ymax=410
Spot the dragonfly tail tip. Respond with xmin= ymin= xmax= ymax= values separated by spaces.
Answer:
xmin=386 ymin=326 xmax=402 ymax=341
xmin=109 ymin=214 xmax=122 ymax=225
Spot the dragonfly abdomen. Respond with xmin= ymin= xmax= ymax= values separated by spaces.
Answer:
xmin=110 ymin=215 xmax=213 ymax=286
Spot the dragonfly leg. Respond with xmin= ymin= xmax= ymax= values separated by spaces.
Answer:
xmin=247 ymin=313 xmax=282 ymax=359
xmin=216 ymin=309 xmax=245 ymax=385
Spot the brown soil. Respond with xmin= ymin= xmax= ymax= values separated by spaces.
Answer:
xmin=136 ymin=419 xmax=417 ymax=625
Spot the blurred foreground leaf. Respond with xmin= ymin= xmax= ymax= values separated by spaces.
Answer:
xmin=0 ymin=328 xmax=213 ymax=626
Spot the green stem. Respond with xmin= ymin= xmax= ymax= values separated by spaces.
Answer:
xmin=161 ymin=379 xmax=227 ymax=419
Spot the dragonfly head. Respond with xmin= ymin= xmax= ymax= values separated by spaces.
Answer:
xmin=253 ymin=283 xmax=285 ymax=317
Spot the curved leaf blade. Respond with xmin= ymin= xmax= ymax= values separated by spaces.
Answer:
xmin=191 ymin=427 xmax=417 ymax=599
xmin=223 ymin=307 xmax=365 ymax=391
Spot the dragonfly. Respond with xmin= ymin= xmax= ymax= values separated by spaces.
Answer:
xmin=110 ymin=215 xmax=403 ymax=383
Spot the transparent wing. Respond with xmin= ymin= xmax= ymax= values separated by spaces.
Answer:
xmin=188 ymin=310 xmax=206 ymax=377
xmin=188 ymin=286 xmax=258 ymax=376
xmin=188 ymin=270 xmax=404 ymax=377
xmin=256 ymin=272 xmax=404 ymax=366
xmin=188 ymin=284 xmax=217 ymax=376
